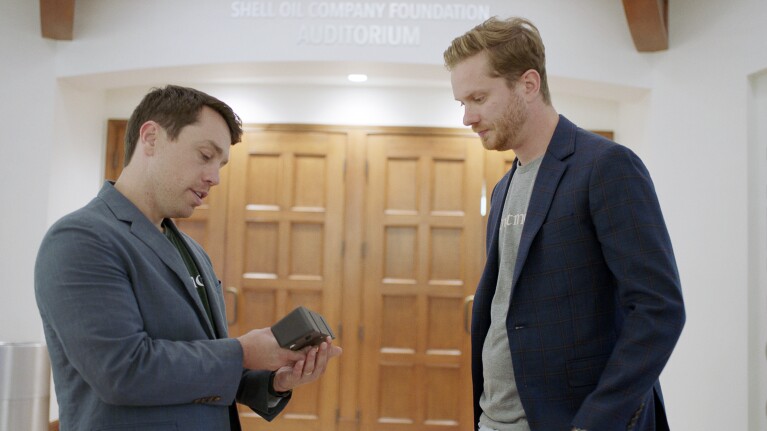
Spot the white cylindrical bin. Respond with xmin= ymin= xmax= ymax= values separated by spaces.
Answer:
xmin=0 ymin=342 xmax=50 ymax=431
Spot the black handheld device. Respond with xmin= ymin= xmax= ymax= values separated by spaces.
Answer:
xmin=271 ymin=306 xmax=335 ymax=351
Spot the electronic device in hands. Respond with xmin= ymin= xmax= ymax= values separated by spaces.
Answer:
xmin=271 ymin=306 xmax=335 ymax=351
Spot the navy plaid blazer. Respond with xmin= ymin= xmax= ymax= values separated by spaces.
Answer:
xmin=472 ymin=116 xmax=685 ymax=431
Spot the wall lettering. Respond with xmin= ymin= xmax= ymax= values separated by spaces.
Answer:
xmin=230 ymin=1 xmax=491 ymax=46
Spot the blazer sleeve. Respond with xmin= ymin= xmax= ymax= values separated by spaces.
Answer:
xmin=572 ymin=144 xmax=685 ymax=428
xmin=236 ymin=370 xmax=290 ymax=421
xmin=34 ymin=217 xmax=244 ymax=407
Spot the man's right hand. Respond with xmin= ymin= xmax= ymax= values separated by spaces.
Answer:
xmin=237 ymin=327 xmax=306 ymax=370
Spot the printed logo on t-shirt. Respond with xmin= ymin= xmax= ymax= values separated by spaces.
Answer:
xmin=499 ymin=213 xmax=526 ymax=234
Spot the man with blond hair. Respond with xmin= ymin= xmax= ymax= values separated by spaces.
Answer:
xmin=445 ymin=17 xmax=685 ymax=431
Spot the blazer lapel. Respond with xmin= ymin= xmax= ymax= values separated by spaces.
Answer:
xmin=511 ymin=115 xmax=576 ymax=289
xmin=472 ymin=160 xmax=518 ymax=327
xmin=180 ymin=227 xmax=230 ymax=338
xmin=161 ymin=220 xmax=219 ymax=339
xmin=487 ymin=165 xmax=516 ymax=261
xmin=98 ymin=183 xmax=216 ymax=339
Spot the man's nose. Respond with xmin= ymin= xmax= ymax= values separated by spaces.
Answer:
xmin=463 ymin=108 xmax=478 ymax=126
xmin=206 ymin=167 xmax=220 ymax=186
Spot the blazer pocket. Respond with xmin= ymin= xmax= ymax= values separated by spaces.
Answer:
xmin=538 ymin=214 xmax=579 ymax=244
xmin=566 ymin=354 xmax=609 ymax=388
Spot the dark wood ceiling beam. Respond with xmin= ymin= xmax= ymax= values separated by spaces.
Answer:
xmin=40 ymin=0 xmax=75 ymax=40
xmin=622 ymin=0 xmax=669 ymax=52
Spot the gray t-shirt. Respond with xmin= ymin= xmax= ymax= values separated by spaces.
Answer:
xmin=479 ymin=156 xmax=542 ymax=431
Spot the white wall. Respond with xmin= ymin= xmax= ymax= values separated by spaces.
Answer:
xmin=57 ymin=0 xmax=652 ymax=88
xmin=0 ymin=1 xmax=55 ymax=343
xmin=645 ymin=1 xmax=767 ymax=429
xmin=48 ymin=84 xmax=108 ymax=224
xmin=748 ymin=69 xmax=767 ymax=431
xmin=4 ymin=0 xmax=767 ymax=428
xmin=103 ymin=82 xmax=624 ymax=130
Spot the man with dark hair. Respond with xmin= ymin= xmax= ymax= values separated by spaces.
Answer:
xmin=35 ymin=85 xmax=341 ymax=431
xmin=445 ymin=17 xmax=685 ymax=431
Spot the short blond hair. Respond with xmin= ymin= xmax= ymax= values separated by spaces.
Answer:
xmin=444 ymin=17 xmax=550 ymax=104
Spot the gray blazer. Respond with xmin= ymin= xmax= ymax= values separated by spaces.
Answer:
xmin=35 ymin=182 xmax=287 ymax=431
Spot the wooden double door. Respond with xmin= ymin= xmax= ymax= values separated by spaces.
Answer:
xmin=106 ymin=122 xmax=517 ymax=431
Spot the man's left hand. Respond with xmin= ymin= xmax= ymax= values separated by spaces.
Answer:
xmin=272 ymin=337 xmax=342 ymax=392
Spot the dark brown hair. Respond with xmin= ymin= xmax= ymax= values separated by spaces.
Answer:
xmin=124 ymin=85 xmax=243 ymax=165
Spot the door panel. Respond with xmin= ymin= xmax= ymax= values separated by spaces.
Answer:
xmin=224 ymin=128 xmax=346 ymax=431
xmin=360 ymin=132 xmax=484 ymax=431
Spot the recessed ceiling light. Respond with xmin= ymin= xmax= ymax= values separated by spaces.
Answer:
xmin=347 ymin=74 xmax=368 ymax=83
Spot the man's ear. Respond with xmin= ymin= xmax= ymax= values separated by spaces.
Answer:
xmin=520 ymin=69 xmax=541 ymax=101
xmin=138 ymin=121 xmax=160 ymax=155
